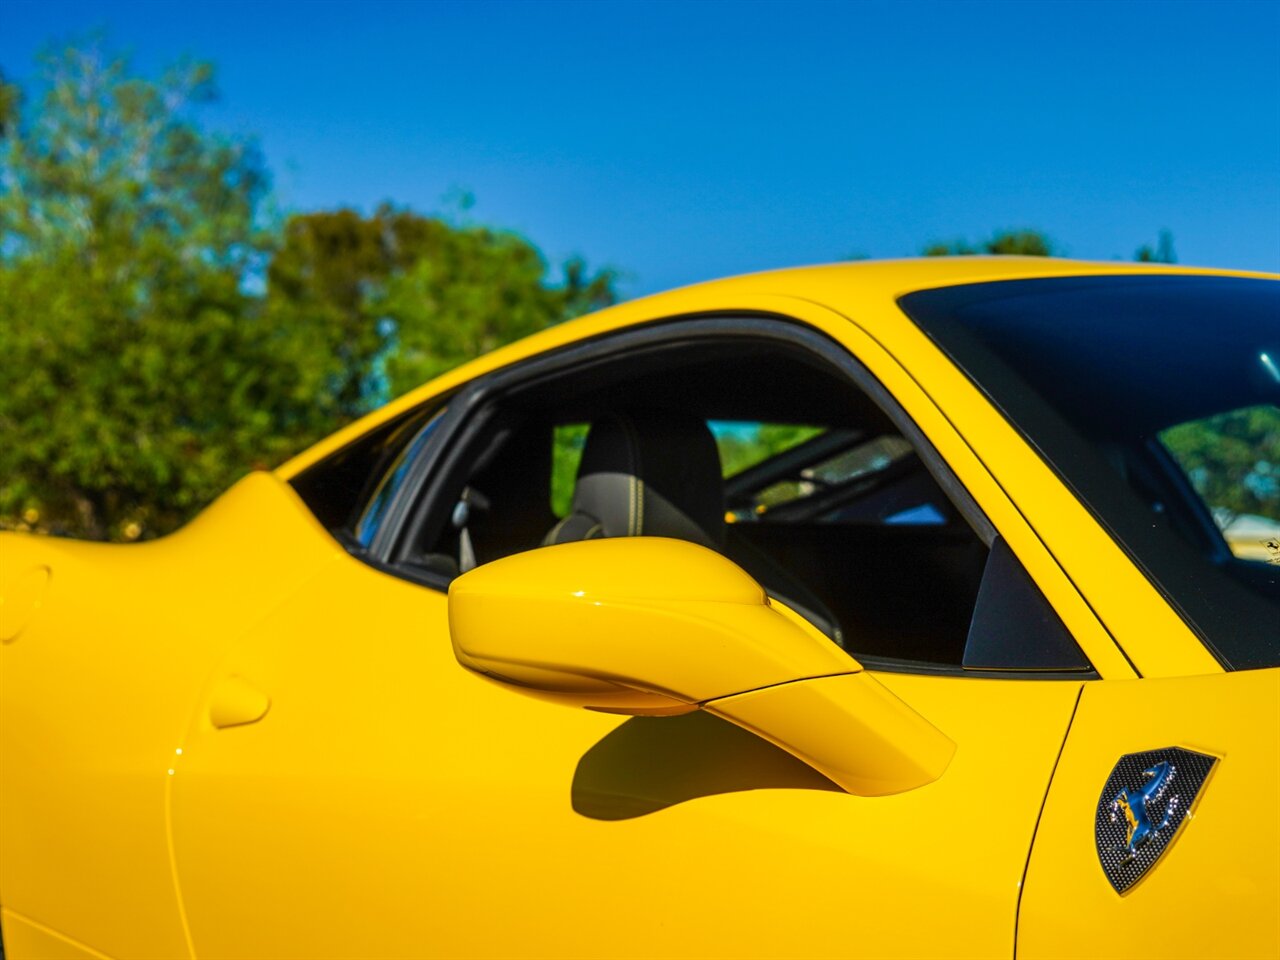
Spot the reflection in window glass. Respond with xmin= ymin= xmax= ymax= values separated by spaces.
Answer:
xmin=353 ymin=410 xmax=446 ymax=549
xmin=744 ymin=434 xmax=915 ymax=513
xmin=717 ymin=428 xmax=944 ymax=527
xmin=899 ymin=275 xmax=1280 ymax=669
xmin=807 ymin=435 xmax=914 ymax=486
xmin=550 ymin=423 xmax=590 ymax=519
xmin=709 ymin=422 xmax=824 ymax=478
xmin=1161 ymin=405 xmax=1280 ymax=563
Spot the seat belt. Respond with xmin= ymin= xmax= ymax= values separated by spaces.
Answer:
xmin=452 ymin=487 xmax=490 ymax=573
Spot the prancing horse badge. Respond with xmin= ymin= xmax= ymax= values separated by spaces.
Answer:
xmin=1094 ymin=746 xmax=1217 ymax=894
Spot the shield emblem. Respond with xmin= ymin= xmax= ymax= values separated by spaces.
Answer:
xmin=1095 ymin=746 xmax=1217 ymax=894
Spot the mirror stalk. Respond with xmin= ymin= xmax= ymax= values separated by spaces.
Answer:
xmin=705 ymin=673 xmax=955 ymax=796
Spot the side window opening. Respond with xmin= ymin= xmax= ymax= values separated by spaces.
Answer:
xmin=721 ymin=428 xmax=939 ymax=524
xmin=712 ymin=422 xmax=826 ymax=481
xmin=289 ymin=403 xmax=442 ymax=536
xmin=962 ymin=537 xmax=1089 ymax=672
xmin=351 ymin=409 xmax=448 ymax=549
xmin=381 ymin=331 xmax=1091 ymax=676
xmin=550 ymin=423 xmax=590 ymax=519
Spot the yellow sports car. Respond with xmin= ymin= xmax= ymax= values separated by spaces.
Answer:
xmin=2 ymin=258 xmax=1277 ymax=960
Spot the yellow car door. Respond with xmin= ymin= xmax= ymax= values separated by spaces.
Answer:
xmin=168 ymin=544 xmax=1085 ymax=960
xmin=167 ymin=300 xmax=1118 ymax=959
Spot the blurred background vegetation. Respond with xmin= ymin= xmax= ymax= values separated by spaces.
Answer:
xmin=0 ymin=45 xmax=616 ymax=540
xmin=1 ymin=43 xmax=1217 ymax=543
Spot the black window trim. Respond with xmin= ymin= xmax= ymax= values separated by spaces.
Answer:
xmin=351 ymin=311 xmax=1101 ymax=680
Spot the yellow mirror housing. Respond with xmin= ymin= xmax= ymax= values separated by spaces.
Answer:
xmin=448 ymin=538 xmax=955 ymax=795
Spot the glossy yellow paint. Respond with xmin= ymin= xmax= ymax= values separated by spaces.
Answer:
xmin=0 ymin=565 xmax=50 ymax=643
xmin=1 ymin=257 xmax=1275 ymax=959
xmin=448 ymin=537 xmax=854 ymax=706
xmin=165 ymin=544 xmax=1083 ymax=959
xmin=1019 ymin=667 xmax=1280 ymax=959
xmin=0 ymin=474 xmax=342 ymax=959
xmin=705 ymin=672 xmax=956 ymax=796
xmin=0 ymin=910 xmax=107 ymax=960
xmin=449 ymin=537 xmax=955 ymax=794
xmin=206 ymin=675 xmax=272 ymax=729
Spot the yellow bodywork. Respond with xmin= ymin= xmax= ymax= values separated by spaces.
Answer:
xmin=448 ymin=537 xmax=958 ymax=795
xmin=1 ymin=257 xmax=1276 ymax=958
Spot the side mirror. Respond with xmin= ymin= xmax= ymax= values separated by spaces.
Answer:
xmin=448 ymin=538 xmax=955 ymax=796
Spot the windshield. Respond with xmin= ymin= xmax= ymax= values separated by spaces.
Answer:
xmin=900 ymin=275 xmax=1280 ymax=670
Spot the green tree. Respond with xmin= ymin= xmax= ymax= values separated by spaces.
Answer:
xmin=1135 ymin=229 xmax=1177 ymax=263
xmin=0 ymin=68 xmax=18 ymax=136
xmin=265 ymin=207 xmax=618 ymax=409
xmin=263 ymin=208 xmax=413 ymax=421
xmin=0 ymin=44 xmax=317 ymax=539
xmin=923 ymin=229 xmax=1055 ymax=257
xmin=1161 ymin=406 xmax=1280 ymax=519
xmin=1 ymin=43 xmax=620 ymax=543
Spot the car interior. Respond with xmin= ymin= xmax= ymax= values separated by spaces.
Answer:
xmin=398 ymin=338 xmax=997 ymax=666
xmin=294 ymin=329 xmax=1092 ymax=673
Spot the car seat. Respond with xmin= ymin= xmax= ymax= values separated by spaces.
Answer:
xmin=544 ymin=411 xmax=844 ymax=645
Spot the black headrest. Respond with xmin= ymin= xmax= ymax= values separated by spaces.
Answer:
xmin=557 ymin=411 xmax=725 ymax=549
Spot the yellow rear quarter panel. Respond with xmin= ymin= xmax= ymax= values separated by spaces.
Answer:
xmin=0 ymin=473 xmax=341 ymax=959
xmin=1020 ymin=668 xmax=1280 ymax=960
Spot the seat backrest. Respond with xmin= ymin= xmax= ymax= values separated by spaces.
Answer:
xmin=544 ymin=411 xmax=725 ymax=548
xmin=543 ymin=411 xmax=844 ymax=645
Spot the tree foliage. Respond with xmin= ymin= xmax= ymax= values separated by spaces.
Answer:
xmin=0 ymin=44 xmax=617 ymax=541
xmin=1161 ymin=406 xmax=1280 ymax=519
xmin=1135 ymin=229 xmax=1177 ymax=263
xmin=266 ymin=208 xmax=617 ymax=418
xmin=0 ymin=40 xmax=1234 ymax=548
xmin=926 ymin=227 xmax=1180 ymax=264
xmin=923 ymin=229 xmax=1055 ymax=257
xmin=0 ymin=44 xmax=312 ymax=539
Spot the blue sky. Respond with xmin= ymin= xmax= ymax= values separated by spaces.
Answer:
xmin=4 ymin=0 xmax=1278 ymax=295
